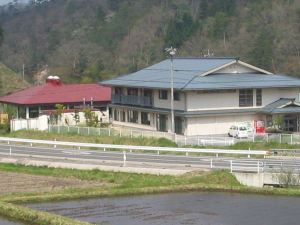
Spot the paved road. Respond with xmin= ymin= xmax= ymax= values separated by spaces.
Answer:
xmin=0 ymin=144 xmax=299 ymax=173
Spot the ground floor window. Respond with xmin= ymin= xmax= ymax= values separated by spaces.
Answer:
xmin=113 ymin=109 xmax=119 ymax=121
xmin=141 ymin=112 xmax=150 ymax=125
xmin=157 ymin=114 xmax=167 ymax=132
xmin=29 ymin=107 xmax=39 ymax=118
xmin=128 ymin=110 xmax=138 ymax=123
xmin=120 ymin=110 xmax=126 ymax=122
xmin=175 ymin=117 xmax=184 ymax=134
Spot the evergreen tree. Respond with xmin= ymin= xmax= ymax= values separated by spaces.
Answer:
xmin=0 ymin=26 xmax=3 ymax=47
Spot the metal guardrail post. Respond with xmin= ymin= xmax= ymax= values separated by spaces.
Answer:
xmin=248 ymin=148 xmax=250 ymax=158
xmin=9 ymin=146 xmax=11 ymax=156
xmin=257 ymin=161 xmax=260 ymax=174
xmin=54 ymin=139 xmax=56 ymax=148
xmin=230 ymin=160 xmax=233 ymax=173
xmin=123 ymin=151 xmax=126 ymax=166
xmin=210 ymin=158 xmax=213 ymax=169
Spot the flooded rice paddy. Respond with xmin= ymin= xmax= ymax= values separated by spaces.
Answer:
xmin=28 ymin=192 xmax=300 ymax=225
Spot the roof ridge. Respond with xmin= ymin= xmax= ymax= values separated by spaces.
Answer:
xmin=173 ymin=56 xmax=237 ymax=60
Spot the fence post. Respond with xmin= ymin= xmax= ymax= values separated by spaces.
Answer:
xmin=280 ymin=134 xmax=282 ymax=144
xmin=78 ymin=127 xmax=80 ymax=135
xmin=257 ymin=161 xmax=260 ymax=174
xmin=54 ymin=139 xmax=57 ymax=148
xmin=266 ymin=133 xmax=269 ymax=143
xmin=230 ymin=160 xmax=233 ymax=173
xmin=88 ymin=127 xmax=90 ymax=135
xmin=252 ymin=133 xmax=255 ymax=142
xmin=130 ymin=130 xmax=133 ymax=138
xmin=157 ymin=150 xmax=160 ymax=155
xmin=210 ymin=158 xmax=213 ymax=169
xmin=248 ymin=148 xmax=250 ymax=158
xmin=197 ymin=137 xmax=200 ymax=146
xmin=216 ymin=153 xmax=219 ymax=158
xmin=186 ymin=152 xmax=188 ymax=156
xmin=9 ymin=146 xmax=11 ymax=156
xmin=184 ymin=136 xmax=187 ymax=146
xmin=123 ymin=151 xmax=126 ymax=166
xmin=103 ymin=148 xmax=106 ymax=152
xmin=58 ymin=126 xmax=60 ymax=134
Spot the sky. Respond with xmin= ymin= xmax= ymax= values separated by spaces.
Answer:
xmin=0 ymin=0 xmax=29 ymax=5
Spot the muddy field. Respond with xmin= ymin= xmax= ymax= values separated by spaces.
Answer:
xmin=0 ymin=171 xmax=107 ymax=194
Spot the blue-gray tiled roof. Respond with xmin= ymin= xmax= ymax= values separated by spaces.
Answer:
xmin=101 ymin=57 xmax=300 ymax=90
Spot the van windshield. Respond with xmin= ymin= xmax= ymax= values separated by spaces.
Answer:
xmin=239 ymin=127 xmax=247 ymax=131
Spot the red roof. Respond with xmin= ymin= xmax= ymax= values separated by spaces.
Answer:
xmin=0 ymin=81 xmax=111 ymax=106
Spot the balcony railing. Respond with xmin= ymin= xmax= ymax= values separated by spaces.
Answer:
xmin=112 ymin=94 xmax=153 ymax=107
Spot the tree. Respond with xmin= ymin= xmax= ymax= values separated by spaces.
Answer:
xmin=0 ymin=26 xmax=3 ymax=47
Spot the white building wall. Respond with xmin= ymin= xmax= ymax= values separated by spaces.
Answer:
xmin=262 ymin=88 xmax=300 ymax=105
xmin=153 ymin=90 xmax=185 ymax=110
xmin=186 ymin=114 xmax=266 ymax=136
xmin=186 ymin=88 xmax=300 ymax=111
xmin=186 ymin=91 xmax=239 ymax=111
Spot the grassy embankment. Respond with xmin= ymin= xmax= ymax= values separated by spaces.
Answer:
xmin=5 ymin=130 xmax=300 ymax=152
xmin=0 ymin=163 xmax=300 ymax=224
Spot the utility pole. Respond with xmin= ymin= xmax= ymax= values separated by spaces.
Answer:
xmin=22 ymin=63 xmax=25 ymax=81
xmin=165 ymin=47 xmax=177 ymax=134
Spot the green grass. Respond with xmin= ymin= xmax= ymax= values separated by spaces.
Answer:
xmin=0 ymin=163 xmax=300 ymax=224
xmin=5 ymin=130 xmax=177 ymax=147
xmin=0 ymin=202 xmax=91 ymax=225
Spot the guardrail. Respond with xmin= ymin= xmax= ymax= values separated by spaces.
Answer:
xmin=0 ymin=137 xmax=267 ymax=157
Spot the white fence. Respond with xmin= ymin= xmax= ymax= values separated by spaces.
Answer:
xmin=11 ymin=115 xmax=48 ymax=131
xmin=48 ymin=125 xmax=234 ymax=146
xmin=47 ymin=126 xmax=300 ymax=146
xmin=248 ymin=133 xmax=300 ymax=144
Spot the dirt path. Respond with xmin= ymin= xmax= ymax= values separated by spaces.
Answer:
xmin=0 ymin=171 xmax=108 ymax=195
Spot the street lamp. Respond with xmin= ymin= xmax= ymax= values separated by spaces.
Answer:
xmin=165 ymin=47 xmax=177 ymax=134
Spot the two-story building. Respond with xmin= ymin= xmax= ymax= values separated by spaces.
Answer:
xmin=101 ymin=57 xmax=300 ymax=135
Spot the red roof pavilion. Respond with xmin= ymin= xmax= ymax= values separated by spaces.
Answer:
xmin=0 ymin=77 xmax=111 ymax=106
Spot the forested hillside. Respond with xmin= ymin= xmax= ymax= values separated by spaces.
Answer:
xmin=0 ymin=0 xmax=299 ymax=84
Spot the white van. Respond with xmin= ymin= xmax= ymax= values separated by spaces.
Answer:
xmin=228 ymin=125 xmax=248 ymax=138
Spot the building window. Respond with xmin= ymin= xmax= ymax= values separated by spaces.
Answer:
xmin=175 ymin=117 xmax=184 ymax=134
xmin=128 ymin=110 xmax=138 ymax=123
xmin=157 ymin=114 xmax=167 ymax=132
xmin=113 ymin=109 xmax=119 ymax=121
xmin=115 ymin=87 xmax=123 ymax=95
xmin=174 ymin=91 xmax=180 ymax=101
xmin=256 ymin=89 xmax=262 ymax=106
xmin=141 ymin=112 xmax=150 ymax=125
xmin=29 ymin=107 xmax=39 ymax=118
xmin=159 ymin=90 xmax=168 ymax=99
xmin=120 ymin=111 xmax=126 ymax=122
xmin=127 ymin=88 xmax=138 ymax=96
xmin=239 ymin=89 xmax=253 ymax=107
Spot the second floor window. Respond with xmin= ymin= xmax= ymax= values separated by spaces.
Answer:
xmin=127 ymin=88 xmax=138 ymax=96
xmin=256 ymin=89 xmax=262 ymax=106
xmin=159 ymin=90 xmax=168 ymax=99
xmin=115 ymin=87 xmax=123 ymax=95
xmin=239 ymin=89 xmax=253 ymax=107
xmin=174 ymin=91 xmax=180 ymax=101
